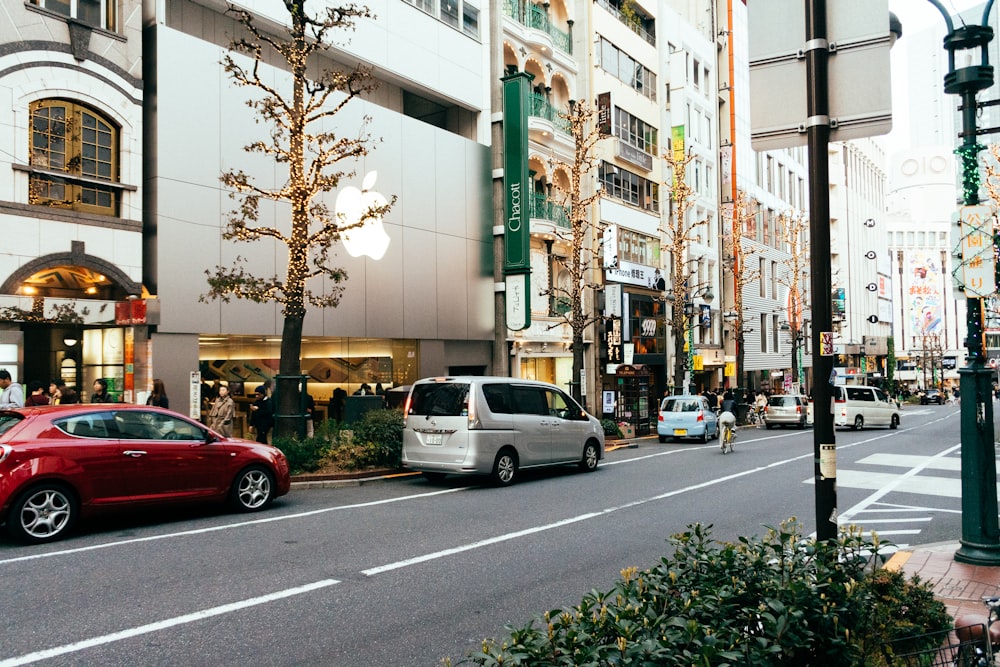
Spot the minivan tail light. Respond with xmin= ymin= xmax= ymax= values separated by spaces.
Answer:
xmin=697 ymin=411 xmax=704 ymax=422
xmin=467 ymin=392 xmax=481 ymax=429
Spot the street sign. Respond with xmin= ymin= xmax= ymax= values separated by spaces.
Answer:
xmin=820 ymin=332 xmax=835 ymax=356
xmin=749 ymin=0 xmax=893 ymax=150
xmin=959 ymin=205 xmax=996 ymax=298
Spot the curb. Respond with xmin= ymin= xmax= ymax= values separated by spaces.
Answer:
xmin=291 ymin=437 xmax=650 ymax=488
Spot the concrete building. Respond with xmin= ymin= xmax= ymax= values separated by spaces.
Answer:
xmin=715 ymin=0 xmax=812 ymax=396
xmin=140 ymin=0 xmax=494 ymax=420
xmin=0 ymin=0 xmax=145 ymax=400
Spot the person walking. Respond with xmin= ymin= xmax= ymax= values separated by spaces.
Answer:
xmin=24 ymin=381 xmax=50 ymax=406
xmin=146 ymin=378 xmax=170 ymax=408
xmin=208 ymin=384 xmax=236 ymax=437
xmin=249 ymin=385 xmax=274 ymax=444
xmin=91 ymin=378 xmax=114 ymax=403
xmin=0 ymin=370 xmax=24 ymax=408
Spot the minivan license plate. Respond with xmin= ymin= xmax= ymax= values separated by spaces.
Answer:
xmin=426 ymin=433 xmax=443 ymax=445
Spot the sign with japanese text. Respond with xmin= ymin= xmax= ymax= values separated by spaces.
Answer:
xmin=604 ymin=316 xmax=623 ymax=366
xmin=960 ymin=205 xmax=996 ymax=298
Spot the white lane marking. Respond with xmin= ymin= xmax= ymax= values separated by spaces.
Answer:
xmin=0 ymin=488 xmax=466 ymax=566
xmin=0 ymin=579 xmax=340 ymax=667
xmin=805 ymin=469 xmax=967 ymax=497
xmin=854 ymin=501 xmax=962 ymax=515
xmin=362 ymin=450 xmax=818 ymax=576
xmin=854 ymin=453 xmax=1000 ymax=472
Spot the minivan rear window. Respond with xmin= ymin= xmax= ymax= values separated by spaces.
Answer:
xmin=408 ymin=383 xmax=470 ymax=417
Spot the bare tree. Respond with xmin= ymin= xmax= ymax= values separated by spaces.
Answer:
xmin=775 ymin=209 xmax=810 ymax=387
xmin=202 ymin=1 xmax=394 ymax=437
xmin=545 ymin=101 xmax=604 ymax=406
xmin=723 ymin=189 xmax=761 ymax=389
xmin=662 ymin=150 xmax=709 ymax=394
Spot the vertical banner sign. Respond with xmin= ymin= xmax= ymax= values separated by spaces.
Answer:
xmin=596 ymin=92 xmax=612 ymax=136
xmin=960 ymin=205 xmax=997 ymax=297
xmin=189 ymin=371 xmax=201 ymax=420
xmin=671 ymin=125 xmax=685 ymax=200
xmin=123 ymin=327 xmax=134 ymax=404
xmin=503 ymin=73 xmax=532 ymax=330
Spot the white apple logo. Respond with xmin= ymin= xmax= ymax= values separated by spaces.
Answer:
xmin=336 ymin=171 xmax=391 ymax=260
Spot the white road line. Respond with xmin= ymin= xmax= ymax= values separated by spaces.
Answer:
xmin=362 ymin=450 xmax=818 ymax=576
xmin=806 ymin=469 xmax=967 ymax=497
xmin=839 ymin=444 xmax=962 ymax=523
xmin=0 ymin=579 xmax=341 ymax=667
xmin=0 ymin=488 xmax=466 ymax=566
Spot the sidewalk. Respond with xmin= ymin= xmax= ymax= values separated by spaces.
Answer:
xmin=887 ymin=543 xmax=1000 ymax=621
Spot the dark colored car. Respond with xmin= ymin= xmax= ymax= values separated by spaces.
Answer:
xmin=920 ymin=389 xmax=943 ymax=405
xmin=0 ymin=404 xmax=290 ymax=544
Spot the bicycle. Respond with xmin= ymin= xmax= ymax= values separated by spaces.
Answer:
xmin=720 ymin=422 xmax=735 ymax=454
xmin=953 ymin=596 xmax=1000 ymax=665
xmin=745 ymin=406 xmax=764 ymax=427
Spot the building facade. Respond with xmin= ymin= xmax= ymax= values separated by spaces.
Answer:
xmin=141 ymin=0 xmax=494 ymax=418
xmin=0 ymin=0 xmax=146 ymax=401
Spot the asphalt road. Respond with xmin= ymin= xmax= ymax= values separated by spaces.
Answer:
xmin=0 ymin=402 xmax=977 ymax=666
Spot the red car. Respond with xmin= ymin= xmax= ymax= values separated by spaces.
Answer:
xmin=0 ymin=404 xmax=290 ymax=544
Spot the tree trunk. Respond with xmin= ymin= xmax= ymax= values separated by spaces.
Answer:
xmin=274 ymin=314 xmax=305 ymax=439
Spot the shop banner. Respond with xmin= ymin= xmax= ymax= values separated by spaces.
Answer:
xmin=502 ymin=73 xmax=531 ymax=273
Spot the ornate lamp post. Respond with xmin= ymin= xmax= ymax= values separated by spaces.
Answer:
xmin=928 ymin=0 xmax=1000 ymax=565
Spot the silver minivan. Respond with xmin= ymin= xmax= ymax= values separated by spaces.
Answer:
xmin=834 ymin=385 xmax=900 ymax=430
xmin=401 ymin=376 xmax=605 ymax=485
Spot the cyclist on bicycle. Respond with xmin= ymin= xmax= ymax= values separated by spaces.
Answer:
xmin=719 ymin=391 xmax=737 ymax=452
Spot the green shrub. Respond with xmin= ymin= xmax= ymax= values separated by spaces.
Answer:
xmin=600 ymin=418 xmax=622 ymax=437
xmin=345 ymin=408 xmax=404 ymax=468
xmin=272 ymin=435 xmax=332 ymax=474
xmin=463 ymin=521 xmax=951 ymax=667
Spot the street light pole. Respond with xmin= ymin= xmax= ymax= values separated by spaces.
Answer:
xmin=927 ymin=0 xmax=1000 ymax=565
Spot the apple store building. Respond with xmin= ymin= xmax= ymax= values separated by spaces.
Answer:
xmin=142 ymin=0 xmax=496 ymax=420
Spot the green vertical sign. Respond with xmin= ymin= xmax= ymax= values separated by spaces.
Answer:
xmin=502 ymin=72 xmax=532 ymax=331
xmin=503 ymin=73 xmax=531 ymax=272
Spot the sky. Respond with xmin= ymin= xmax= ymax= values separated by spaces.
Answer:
xmin=888 ymin=0 xmax=985 ymax=31
xmin=885 ymin=0 xmax=989 ymax=154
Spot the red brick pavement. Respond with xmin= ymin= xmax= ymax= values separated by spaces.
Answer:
xmin=888 ymin=543 xmax=1000 ymax=622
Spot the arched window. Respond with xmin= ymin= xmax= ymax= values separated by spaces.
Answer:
xmin=29 ymin=100 xmax=119 ymax=216
xmin=30 ymin=0 xmax=116 ymax=31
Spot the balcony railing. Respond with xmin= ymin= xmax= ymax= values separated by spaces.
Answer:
xmin=503 ymin=0 xmax=573 ymax=55
xmin=529 ymin=93 xmax=571 ymax=135
xmin=530 ymin=192 xmax=570 ymax=229
xmin=594 ymin=0 xmax=656 ymax=46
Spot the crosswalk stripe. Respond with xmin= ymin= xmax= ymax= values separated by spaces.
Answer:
xmin=806 ymin=469 xmax=966 ymax=497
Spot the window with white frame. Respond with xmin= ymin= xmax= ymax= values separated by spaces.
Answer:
xmin=30 ymin=0 xmax=115 ymax=30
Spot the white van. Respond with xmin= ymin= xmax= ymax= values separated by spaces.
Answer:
xmin=401 ymin=376 xmax=605 ymax=485
xmin=834 ymin=385 xmax=900 ymax=430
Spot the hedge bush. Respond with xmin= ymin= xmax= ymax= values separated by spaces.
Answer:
xmin=274 ymin=409 xmax=404 ymax=474
xmin=600 ymin=418 xmax=622 ymax=438
xmin=460 ymin=520 xmax=950 ymax=667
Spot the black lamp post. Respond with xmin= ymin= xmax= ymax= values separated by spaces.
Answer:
xmin=928 ymin=0 xmax=1000 ymax=565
